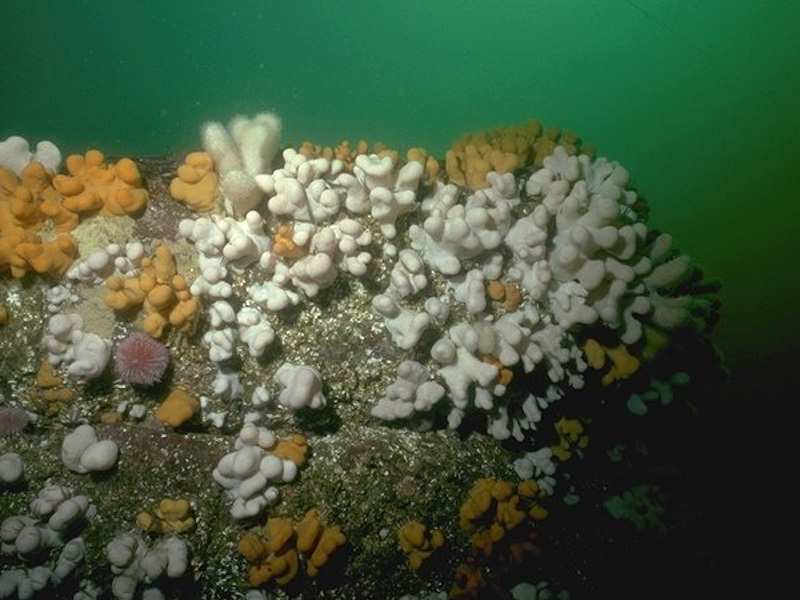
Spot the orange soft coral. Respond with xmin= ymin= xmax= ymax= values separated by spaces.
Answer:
xmin=239 ymin=509 xmax=346 ymax=588
xmin=445 ymin=120 xmax=592 ymax=189
xmin=104 ymin=244 xmax=200 ymax=338
xmin=14 ymin=232 xmax=77 ymax=276
xmin=397 ymin=521 xmax=445 ymax=570
xmin=169 ymin=151 xmax=220 ymax=212
xmin=459 ymin=478 xmax=549 ymax=557
xmin=155 ymin=389 xmax=200 ymax=428
xmin=0 ymin=165 xmax=82 ymax=278
xmin=406 ymin=147 xmax=441 ymax=187
xmin=496 ymin=282 xmax=522 ymax=311
xmin=0 ymin=151 xmax=150 ymax=278
xmin=272 ymin=225 xmax=308 ymax=259
xmin=53 ymin=150 xmax=149 ymax=217
xmin=551 ymin=417 xmax=589 ymax=462
xmin=1 ymin=163 xmax=67 ymax=231
xmin=0 ymin=225 xmax=77 ymax=278
xmin=136 ymin=498 xmax=195 ymax=534
xmin=271 ymin=434 xmax=309 ymax=467
xmin=582 ymin=338 xmax=642 ymax=385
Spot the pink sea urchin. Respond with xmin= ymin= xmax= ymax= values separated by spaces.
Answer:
xmin=0 ymin=407 xmax=29 ymax=436
xmin=115 ymin=332 xmax=170 ymax=386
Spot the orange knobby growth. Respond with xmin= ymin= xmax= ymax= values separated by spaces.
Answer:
xmin=170 ymin=151 xmax=220 ymax=213
xmin=136 ymin=498 xmax=195 ymax=534
xmin=272 ymin=434 xmax=309 ymax=467
xmin=272 ymin=225 xmax=308 ymax=259
xmin=397 ymin=521 xmax=445 ymax=570
xmin=54 ymin=150 xmax=149 ymax=217
xmin=482 ymin=355 xmax=514 ymax=387
xmin=104 ymin=245 xmax=200 ymax=338
xmin=155 ymin=389 xmax=200 ymax=428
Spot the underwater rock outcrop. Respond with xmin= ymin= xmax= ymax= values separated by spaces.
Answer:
xmin=0 ymin=116 xmax=725 ymax=599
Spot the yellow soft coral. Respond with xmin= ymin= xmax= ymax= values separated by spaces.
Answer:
xmin=449 ymin=560 xmax=489 ymax=599
xmin=603 ymin=345 xmax=641 ymax=385
xmin=296 ymin=510 xmax=347 ymax=577
xmin=104 ymin=275 xmax=146 ymax=311
xmin=4 ymin=175 xmax=43 ymax=230
xmin=241 ymin=528 xmax=299 ymax=587
xmin=1 ymin=163 xmax=74 ymax=231
xmin=459 ymin=478 xmax=494 ymax=526
xmin=582 ymin=338 xmax=606 ymax=370
xmin=240 ymin=517 xmax=299 ymax=587
xmin=444 ymin=122 xmax=532 ymax=189
xmin=397 ymin=521 xmax=445 ymax=571
xmin=11 ymin=162 xmax=84 ymax=234
xmin=450 ymin=477 xmax=549 ymax=597
xmin=136 ymin=498 xmax=195 ymax=534
xmin=495 ymin=495 xmax=526 ymax=530
xmin=306 ymin=524 xmax=346 ymax=577
xmin=582 ymin=338 xmax=642 ymax=385
xmin=459 ymin=478 xmax=548 ymax=558
xmin=239 ymin=509 xmax=346 ymax=588
xmin=445 ymin=120 xmax=592 ymax=189
xmin=517 ymin=479 xmax=549 ymax=520
xmin=265 ymin=517 xmax=296 ymax=554
xmin=0 ymin=225 xmax=76 ymax=278
xmin=238 ymin=532 xmax=269 ymax=564
xmin=30 ymin=360 xmax=75 ymax=413
xmin=267 ymin=548 xmax=300 ymax=586
xmin=641 ymin=325 xmax=670 ymax=362
xmin=406 ymin=147 xmax=441 ymax=187
xmin=552 ymin=417 xmax=589 ymax=462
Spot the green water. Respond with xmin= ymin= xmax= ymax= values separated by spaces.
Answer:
xmin=2 ymin=0 xmax=799 ymax=373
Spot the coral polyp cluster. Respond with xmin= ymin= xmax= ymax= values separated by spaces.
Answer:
xmin=0 ymin=114 xmax=723 ymax=599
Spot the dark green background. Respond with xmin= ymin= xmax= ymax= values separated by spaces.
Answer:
xmin=1 ymin=0 xmax=795 ymax=593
